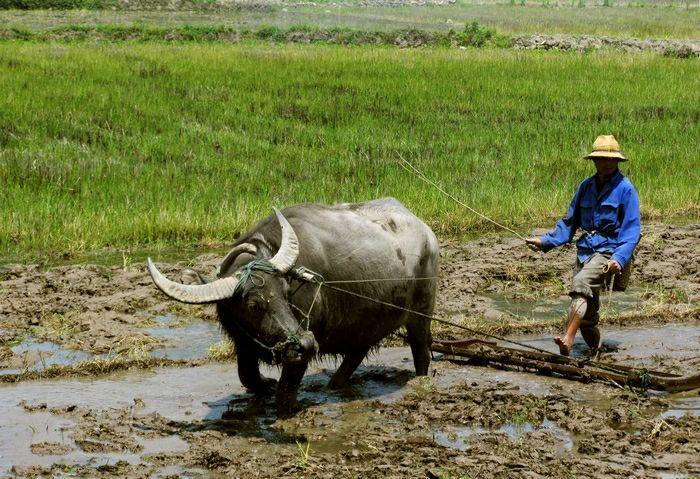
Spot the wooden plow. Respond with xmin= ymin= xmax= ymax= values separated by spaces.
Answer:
xmin=431 ymin=338 xmax=700 ymax=393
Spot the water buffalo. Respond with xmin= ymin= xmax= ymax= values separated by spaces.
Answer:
xmin=148 ymin=198 xmax=438 ymax=414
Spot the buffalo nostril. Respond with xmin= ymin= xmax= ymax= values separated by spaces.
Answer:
xmin=300 ymin=333 xmax=318 ymax=354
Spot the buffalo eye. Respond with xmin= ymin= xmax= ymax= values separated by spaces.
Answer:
xmin=247 ymin=295 xmax=268 ymax=314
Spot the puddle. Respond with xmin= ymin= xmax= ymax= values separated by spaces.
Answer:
xmin=150 ymin=465 xmax=222 ymax=479
xmin=434 ymin=418 xmax=573 ymax=454
xmin=0 ymin=337 xmax=93 ymax=376
xmin=507 ymin=323 xmax=699 ymax=365
xmin=0 ymin=349 xmax=421 ymax=475
xmin=0 ymin=401 xmax=142 ymax=475
xmin=1 ymin=324 xmax=697 ymax=474
xmin=148 ymin=315 xmax=222 ymax=360
xmin=661 ymin=391 xmax=700 ymax=419
xmin=487 ymin=286 xmax=647 ymax=322
xmin=0 ymin=315 xmax=222 ymax=376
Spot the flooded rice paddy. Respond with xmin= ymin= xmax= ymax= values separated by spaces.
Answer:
xmin=0 ymin=223 xmax=697 ymax=477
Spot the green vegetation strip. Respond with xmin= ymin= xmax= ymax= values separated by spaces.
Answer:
xmin=1 ymin=43 xmax=698 ymax=260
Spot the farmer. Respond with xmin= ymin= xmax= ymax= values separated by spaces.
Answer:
xmin=525 ymin=135 xmax=641 ymax=356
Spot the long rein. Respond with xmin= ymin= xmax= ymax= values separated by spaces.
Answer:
xmin=285 ymin=266 xmax=647 ymax=383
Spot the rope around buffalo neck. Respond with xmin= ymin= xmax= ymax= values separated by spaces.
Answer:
xmin=229 ymin=259 xmax=305 ymax=362
xmin=232 ymin=259 xmax=278 ymax=296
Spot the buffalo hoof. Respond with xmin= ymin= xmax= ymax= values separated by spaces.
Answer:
xmin=247 ymin=377 xmax=278 ymax=395
xmin=275 ymin=397 xmax=301 ymax=417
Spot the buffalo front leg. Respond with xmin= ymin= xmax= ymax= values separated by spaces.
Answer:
xmin=235 ymin=341 xmax=277 ymax=395
xmin=405 ymin=314 xmax=431 ymax=376
xmin=276 ymin=361 xmax=309 ymax=416
xmin=327 ymin=347 xmax=371 ymax=389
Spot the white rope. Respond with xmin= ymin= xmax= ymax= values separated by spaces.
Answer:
xmin=397 ymin=154 xmax=526 ymax=241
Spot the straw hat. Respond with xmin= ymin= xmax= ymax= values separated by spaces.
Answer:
xmin=584 ymin=135 xmax=627 ymax=161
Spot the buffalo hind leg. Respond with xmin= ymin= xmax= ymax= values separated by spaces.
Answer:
xmin=405 ymin=314 xmax=431 ymax=376
xmin=327 ymin=347 xmax=371 ymax=389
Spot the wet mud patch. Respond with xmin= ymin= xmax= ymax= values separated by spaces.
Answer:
xmin=436 ymin=222 xmax=699 ymax=338
xmin=0 ymin=223 xmax=698 ymax=476
xmin=2 ymin=338 xmax=699 ymax=478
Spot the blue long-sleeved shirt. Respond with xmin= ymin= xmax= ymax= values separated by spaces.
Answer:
xmin=539 ymin=170 xmax=641 ymax=268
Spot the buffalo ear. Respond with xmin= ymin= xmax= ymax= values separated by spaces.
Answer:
xmin=218 ymin=243 xmax=258 ymax=278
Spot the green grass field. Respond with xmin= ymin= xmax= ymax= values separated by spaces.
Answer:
xmin=2 ymin=1 xmax=699 ymax=39
xmin=1 ymin=43 xmax=698 ymax=261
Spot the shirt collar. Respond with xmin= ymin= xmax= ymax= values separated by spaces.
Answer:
xmin=593 ymin=170 xmax=623 ymax=198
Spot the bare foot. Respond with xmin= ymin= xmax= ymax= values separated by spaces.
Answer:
xmin=554 ymin=336 xmax=571 ymax=356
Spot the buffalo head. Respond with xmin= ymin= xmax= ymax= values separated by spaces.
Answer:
xmin=147 ymin=208 xmax=319 ymax=366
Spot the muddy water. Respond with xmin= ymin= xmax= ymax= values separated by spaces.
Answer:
xmin=0 ymin=315 xmax=221 ymax=377
xmin=148 ymin=315 xmax=222 ymax=360
xmin=1 ymin=223 xmax=698 ymax=477
xmin=2 ymin=322 xmax=699 ymax=477
xmin=510 ymin=323 xmax=700 ymax=365
xmin=0 ymin=351 xmax=416 ymax=475
xmin=486 ymin=286 xmax=647 ymax=322
xmin=433 ymin=418 xmax=574 ymax=454
xmin=0 ymin=337 xmax=93 ymax=376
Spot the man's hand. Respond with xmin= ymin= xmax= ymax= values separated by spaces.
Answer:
xmin=525 ymin=237 xmax=542 ymax=252
xmin=604 ymin=259 xmax=621 ymax=274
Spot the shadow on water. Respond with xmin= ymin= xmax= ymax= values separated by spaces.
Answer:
xmin=193 ymin=364 xmax=414 ymax=445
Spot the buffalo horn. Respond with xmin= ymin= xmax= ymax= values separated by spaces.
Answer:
xmin=147 ymin=258 xmax=241 ymax=304
xmin=267 ymin=208 xmax=299 ymax=273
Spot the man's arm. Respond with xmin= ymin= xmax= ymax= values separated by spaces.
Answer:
xmin=528 ymin=184 xmax=583 ymax=252
xmin=610 ymin=186 xmax=641 ymax=270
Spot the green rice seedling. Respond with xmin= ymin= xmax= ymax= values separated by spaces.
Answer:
xmin=0 ymin=44 xmax=697 ymax=261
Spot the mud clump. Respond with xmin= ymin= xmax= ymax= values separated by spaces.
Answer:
xmin=29 ymin=442 xmax=71 ymax=456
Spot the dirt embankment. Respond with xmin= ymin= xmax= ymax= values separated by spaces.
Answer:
xmin=514 ymin=34 xmax=700 ymax=57
xmin=1 ymin=26 xmax=698 ymax=57
xmin=0 ymin=223 xmax=697 ymax=375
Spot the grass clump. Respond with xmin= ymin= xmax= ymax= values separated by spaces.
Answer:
xmin=455 ymin=21 xmax=496 ymax=47
xmin=207 ymin=339 xmax=236 ymax=361
xmin=0 ymin=355 xmax=204 ymax=382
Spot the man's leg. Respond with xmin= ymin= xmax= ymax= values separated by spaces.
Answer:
xmin=555 ymin=253 xmax=608 ymax=356
xmin=554 ymin=294 xmax=587 ymax=356
xmin=580 ymin=293 xmax=601 ymax=350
